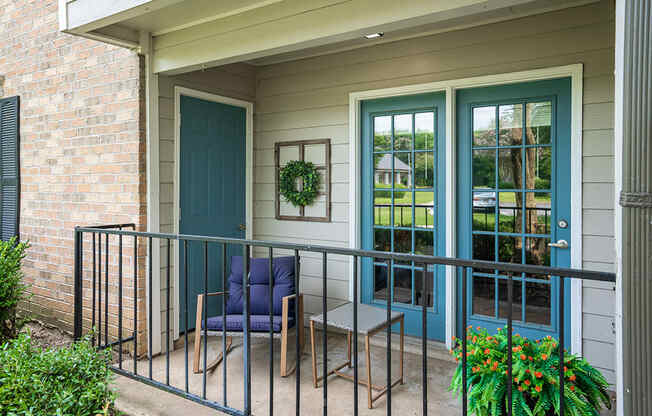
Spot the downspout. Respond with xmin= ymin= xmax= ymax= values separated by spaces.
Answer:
xmin=617 ymin=0 xmax=652 ymax=414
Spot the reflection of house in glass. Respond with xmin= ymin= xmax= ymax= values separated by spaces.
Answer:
xmin=375 ymin=154 xmax=411 ymax=185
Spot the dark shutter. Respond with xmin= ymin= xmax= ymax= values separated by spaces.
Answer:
xmin=0 ymin=96 xmax=19 ymax=241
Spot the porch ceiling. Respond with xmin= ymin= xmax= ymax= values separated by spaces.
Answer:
xmin=60 ymin=0 xmax=600 ymax=75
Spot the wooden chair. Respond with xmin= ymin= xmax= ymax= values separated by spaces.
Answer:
xmin=193 ymin=255 xmax=305 ymax=377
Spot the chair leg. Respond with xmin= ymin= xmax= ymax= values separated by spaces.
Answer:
xmin=310 ymin=320 xmax=318 ymax=388
xmin=196 ymin=336 xmax=233 ymax=374
xmin=281 ymin=325 xmax=289 ymax=377
xmin=347 ymin=331 xmax=352 ymax=368
xmin=193 ymin=295 xmax=204 ymax=374
xmin=365 ymin=334 xmax=373 ymax=409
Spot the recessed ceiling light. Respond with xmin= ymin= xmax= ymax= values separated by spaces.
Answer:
xmin=364 ymin=32 xmax=383 ymax=39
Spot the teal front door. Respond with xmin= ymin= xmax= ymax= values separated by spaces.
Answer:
xmin=456 ymin=78 xmax=572 ymax=341
xmin=179 ymin=95 xmax=246 ymax=332
xmin=361 ymin=92 xmax=446 ymax=341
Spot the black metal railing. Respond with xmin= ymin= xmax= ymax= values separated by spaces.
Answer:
xmin=73 ymin=225 xmax=615 ymax=416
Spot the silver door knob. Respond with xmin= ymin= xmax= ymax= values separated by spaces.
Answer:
xmin=548 ymin=239 xmax=568 ymax=249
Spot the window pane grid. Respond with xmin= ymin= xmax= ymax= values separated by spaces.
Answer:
xmin=470 ymin=100 xmax=553 ymax=327
xmin=372 ymin=109 xmax=437 ymax=307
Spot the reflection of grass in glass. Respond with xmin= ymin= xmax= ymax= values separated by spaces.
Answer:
xmin=374 ymin=191 xmax=435 ymax=227
xmin=472 ymin=213 xmax=550 ymax=232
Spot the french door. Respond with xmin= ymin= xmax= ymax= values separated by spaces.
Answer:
xmin=361 ymin=92 xmax=446 ymax=340
xmin=456 ymin=78 xmax=572 ymax=340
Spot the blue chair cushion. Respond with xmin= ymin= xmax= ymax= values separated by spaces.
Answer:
xmin=204 ymin=314 xmax=295 ymax=333
xmin=226 ymin=256 xmax=295 ymax=318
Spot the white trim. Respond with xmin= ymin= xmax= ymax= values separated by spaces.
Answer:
xmin=142 ymin=31 xmax=162 ymax=355
xmin=58 ymin=0 xmax=68 ymax=32
xmin=569 ymin=65 xmax=584 ymax=355
xmin=172 ymin=86 xmax=254 ymax=340
xmin=348 ymin=64 xmax=584 ymax=352
xmin=444 ymin=86 xmax=456 ymax=347
xmin=613 ymin=1 xmax=625 ymax=414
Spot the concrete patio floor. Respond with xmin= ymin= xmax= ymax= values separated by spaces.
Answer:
xmin=115 ymin=331 xmax=461 ymax=415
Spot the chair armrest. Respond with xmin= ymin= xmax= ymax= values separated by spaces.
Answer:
xmin=282 ymin=293 xmax=304 ymax=319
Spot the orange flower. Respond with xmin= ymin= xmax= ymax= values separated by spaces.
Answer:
xmin=472 ymin=336 xmax=478 ymax=343
xmin=514 ymin=377 xmax=519 ymax=383
xmin=487 ymin=336 xmax=493 ymax=341
xmin=564 ymin=366 xmax=568 ymax=372
xmin=528 ymin=356 xmax=534 ymax=361
xmin=570 ymin=385 xmax=575 ymax=391
xmin=518 ymin=386 xmax=524 ymax=392
xmin=524 ymin=380 xmax=531 ymax=386
xmin=525 ymin=369 xmax=530 ymax=374
xmin=535 ymin=386 xmax=542 ymax=393
xmin=535 ymin=371 xmax=543 ymax=378
xmin=541 ymin=354 xmax=548 ymax=360
xmin=569 ymin=375 xmax=577 ymax=381
xmin=492 ymin=361 xmax=499 ymax=370
xmin=520 ymin=354 xmax=527 ymax=361
xmin=484 ymin=348 xmax=490 ymax=355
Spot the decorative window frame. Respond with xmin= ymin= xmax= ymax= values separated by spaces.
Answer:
xmin=275 ymin=139 xmax=331 ymax=222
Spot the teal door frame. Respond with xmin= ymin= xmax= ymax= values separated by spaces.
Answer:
xmin=455 ymin=78 xmax=572 ymax=341
xmin=360 ymin=92 xmax=447 ymax=341
xmin=174 ymin=87 xmax=253 ymax=336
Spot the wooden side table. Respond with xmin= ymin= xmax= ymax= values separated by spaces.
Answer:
xmin=309 ymin=303 xmax=404 ymax=409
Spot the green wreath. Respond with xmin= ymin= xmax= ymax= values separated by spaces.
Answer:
xmin=279 ymin=160 xmax=320 ymax=207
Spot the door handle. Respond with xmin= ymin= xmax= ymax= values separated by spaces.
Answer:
xmin=238 ymin=224 xmax=246 ymax=231
xmin=547 ymin=239 xmax=569 ymax=249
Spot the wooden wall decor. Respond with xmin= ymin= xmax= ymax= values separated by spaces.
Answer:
xmin=275 ymin=139 xmax=331 ymax=222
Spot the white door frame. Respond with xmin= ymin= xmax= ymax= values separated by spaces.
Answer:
xmin=172 ymin=86 xmax=254 ymax=340
xmin=349 ymin=63 xmax=584 ymax=352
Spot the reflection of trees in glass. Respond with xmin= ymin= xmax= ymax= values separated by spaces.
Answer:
xmin=415 ymin=152 xmax=433 ymax=187
xmin=473 ymin=153 xmax=495 ymax=187
xmin=415 ymin=131 xmax=434 ymax=150
xmin=496 ymin=104 xmax=552 ymax=263
xmin=374 ymin=133 xmax=391 ymax=151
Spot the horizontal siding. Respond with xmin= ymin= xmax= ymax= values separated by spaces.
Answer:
xmin=253 ymin=0 xmax=616 ymax=380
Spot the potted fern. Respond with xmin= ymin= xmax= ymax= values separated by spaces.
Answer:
xmin=449 ymin=327 xmax=611 ymax=416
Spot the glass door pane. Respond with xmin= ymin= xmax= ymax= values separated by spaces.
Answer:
xmin=372 ymin=111 xmax=437 ymax=307
xmin=470 ymin=101 xmax=554 ymax=327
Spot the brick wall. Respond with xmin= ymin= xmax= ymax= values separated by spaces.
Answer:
xmin=0 ymin=0 xmax=147 ymax=351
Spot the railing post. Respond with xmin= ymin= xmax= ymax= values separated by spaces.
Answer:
xmin=243 ymin=244 xmax=251 ymax=415
xmin=73 ymin=227 xmax=83 ymax=340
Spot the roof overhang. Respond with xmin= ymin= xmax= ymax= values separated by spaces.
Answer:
xmin=59 ymin=0 xmax=600 ymax=74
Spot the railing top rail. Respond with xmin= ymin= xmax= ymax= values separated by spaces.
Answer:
xmin=75 ymin=226 xmax=615 ymax=283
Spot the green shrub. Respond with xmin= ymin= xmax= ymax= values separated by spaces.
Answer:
xmin=374 ymin=183 xmax=407 ymax=199
xmin=0 ymin=237 xmax=30 ymax=344
xmin=449 ymin=327 xmax=611 ymax=416
xmin=0 ymin=332 xmax=115 ymax=415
